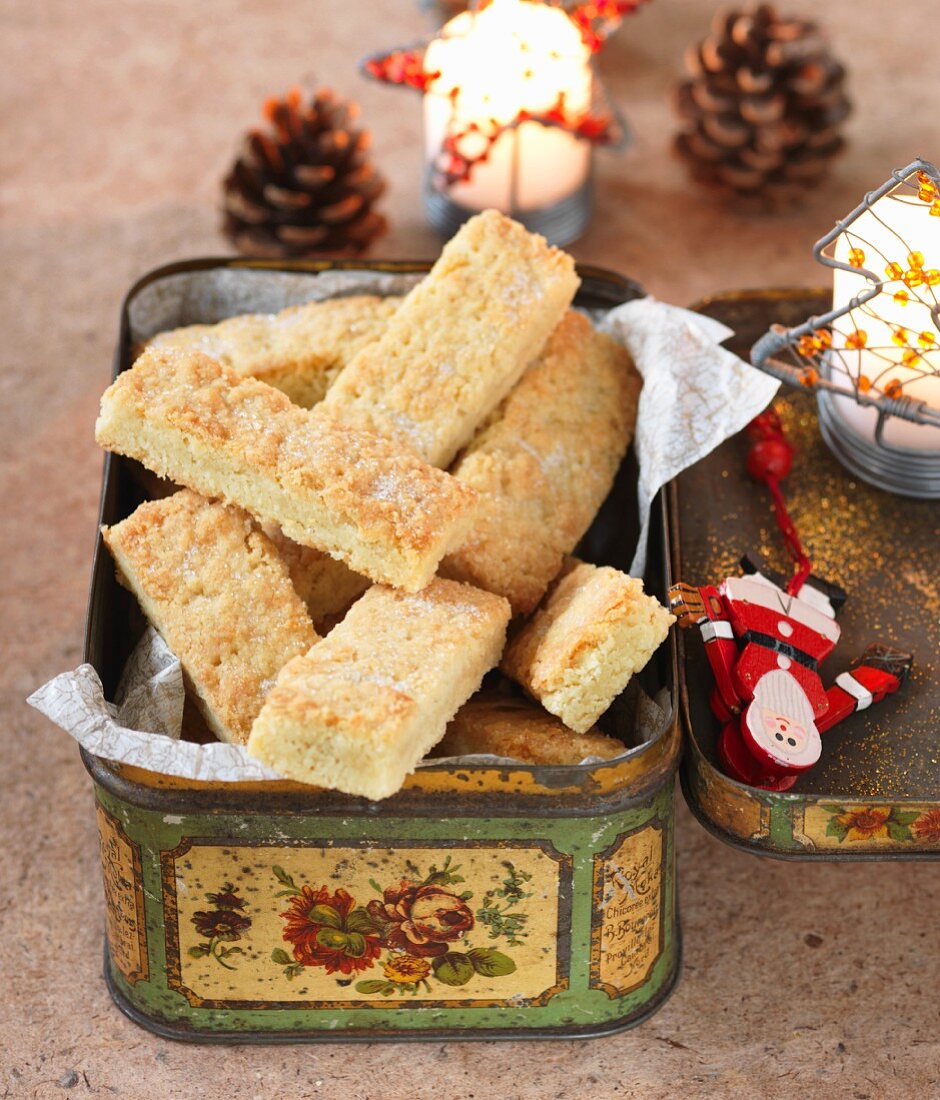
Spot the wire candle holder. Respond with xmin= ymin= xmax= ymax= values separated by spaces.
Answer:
xmin=751 ymin=158 xmax=940 ymax=498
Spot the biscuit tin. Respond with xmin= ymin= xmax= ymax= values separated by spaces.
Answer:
xmin=84 ymin=259 xmax=682 ymax=1041
xmin=674 ymin=288 xmax=940 ymax=861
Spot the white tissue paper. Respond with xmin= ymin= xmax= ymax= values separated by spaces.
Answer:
xmin=28 ymin=270 xmax=777 ymax=784
xmin=28 ymin=629 xmax=283 ymax=782
xmin=600 ymin=296 xmax=779 ymax=575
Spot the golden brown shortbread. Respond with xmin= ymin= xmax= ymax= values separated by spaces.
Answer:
xmin=261 ymin=522 xmax=369 ymax=631
xmin=143 ymin=295 xmax=399 ymax=408
xmin=248 ymin=579 xmax=511 ymax=799
xmin=441 ymin=311 xmax=641 ymax=615
xmin=501 ymin=561 xmax=673 ymax=733
xmin=102 ymin=490 xmax=318 ymax=745
xmin=95 ymin=348 xmax=478 ymax=591
xmin=319 ymin=210 xmax=579 ymax=466
xmin=436 ymin=691 xmax=624 ymax=764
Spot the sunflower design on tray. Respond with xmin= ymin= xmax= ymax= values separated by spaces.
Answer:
xmin=270 ymin=858 xmax=526 ymax=994
xmin=821 ymin=804 xmax=940 ymax=844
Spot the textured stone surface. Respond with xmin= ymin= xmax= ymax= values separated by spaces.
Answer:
xmin=1 ymin=1 xmax=937 ymax=1096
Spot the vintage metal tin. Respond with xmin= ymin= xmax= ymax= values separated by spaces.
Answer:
xmin=84 ymin=259 xmax=682 ymax=1041
xmin=674 ymin=288 xmax=940 ymax=861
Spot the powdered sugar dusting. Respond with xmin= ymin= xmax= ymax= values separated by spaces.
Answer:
xmin=383 ymin=409 xmax=437 ymax=458
xmin=322 ymin=667 xmax=414 ymax=694
xmin=399 ymin=591 xmax=485 ymax=620
xmin=368 ymin=471 xmax=407 ymax=503
xmin=513 ymin=436 xmax=566 ymax=475
xmin=501 ymin=269 xmax=543 ymax=309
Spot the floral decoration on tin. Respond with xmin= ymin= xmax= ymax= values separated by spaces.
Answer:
xmin=188 ymin=882 xmax=252 ymax=969
xmin=822 ymin=805 xmax=940 ymax=845
xmin=476 ymin=861 xmax=534 ymax=946
xmin=270 ymin=858 xmax=521 ymax=994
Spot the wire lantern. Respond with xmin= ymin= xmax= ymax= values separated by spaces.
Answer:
xmin=751 ymin=158 xmax=940 ymax=497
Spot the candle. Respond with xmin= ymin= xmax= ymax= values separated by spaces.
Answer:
xmin=829 ymin=169 xmax=940 ymax=452
xmin=422 ymin=0 xmax=593 ymax=215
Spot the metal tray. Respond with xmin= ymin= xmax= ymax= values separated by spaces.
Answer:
xmin=84 ymin=258 xmax=684 ymax=1042
xmin=673 ymin=288 xmax=940 ymax=860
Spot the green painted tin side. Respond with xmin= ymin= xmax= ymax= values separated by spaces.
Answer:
xmin=95 ymin=779 xmax=678 ymax=1040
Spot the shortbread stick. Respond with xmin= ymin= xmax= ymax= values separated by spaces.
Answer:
xmin=441 ymin=311 xmax=641 ymax=615
xmin=319 ymin=210 xmax=579 ymax=466
xmin=501 ymin=561 xmax=674 ymax=733
xmin=95 ymin=348 xmax=478 ymax=591
xmin=102 ymin=490 xmax=318 ymax=745
xmin=262 ymin=522 xmax=369 ymax=630
xmin=143 ymin=295 xmax=400 ymax=408
xmin=435 ymin=691 xmax=624 ymax=764
xmin=248 ymin=579 xmax=511 ymax=799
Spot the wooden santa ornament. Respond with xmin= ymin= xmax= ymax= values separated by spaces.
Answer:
xmin=670 ymin=411 xmax=912 ymax=791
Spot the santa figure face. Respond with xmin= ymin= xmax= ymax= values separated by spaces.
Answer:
xmin=744 ymin=669 xmax=821 ymax=771
xmin=761 ymin=708 xmax=808 ymax=754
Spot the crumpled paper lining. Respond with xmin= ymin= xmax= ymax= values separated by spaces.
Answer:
xmin=29 ymin=630 xmax=278 ymax=782
xmin=599 ymin=296 xmax=779 ymax=574
xmin=127 ymin=268 xmax=425 ymax=344
xmin=30 ymin=266 xmax=775 ymax=785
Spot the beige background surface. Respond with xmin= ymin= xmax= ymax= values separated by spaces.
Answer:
xmin=2 ymin=1 xmax=937 ymax=1097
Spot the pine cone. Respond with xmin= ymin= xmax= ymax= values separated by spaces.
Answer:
xmin=222 ymin=88 xmax=387 ymax=257
xmin=674 ymin=5 xmax=850 ymax=208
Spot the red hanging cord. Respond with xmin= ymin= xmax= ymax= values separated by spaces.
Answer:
xmin=745 ymin=410 xmax=812 ymax=596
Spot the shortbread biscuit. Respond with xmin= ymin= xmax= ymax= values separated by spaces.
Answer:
xmin=262 ymin=523 xmax=369 ymax=630
xmin=95 ymin=348 xmax=478 ymax=591
xmin=143 ymin=295 xmax=399 ymax=408
xmin=436 ymin=692 xmax=624 ymax=764
xmin=501 ymin=561 xmax=673 ymax=733
xmin=248 ymin=579 xmax=511 ymax=799
xmin=441 ymin=311 xmax=640 ymax=615
xmin=319 ymin=210 xmax=579 ymax=466
xmin=102 ymin=490 xmax=318 ymax=744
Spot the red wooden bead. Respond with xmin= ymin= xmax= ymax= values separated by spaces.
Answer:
xmin=747 ymin=437 xmax=793 ymax=481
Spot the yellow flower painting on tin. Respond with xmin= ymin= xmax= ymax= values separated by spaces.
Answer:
xmin=822 ymin=804 xmax=938 ymax=844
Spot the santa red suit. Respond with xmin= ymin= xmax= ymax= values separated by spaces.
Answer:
xmin=670 ymin=569 xmax=911 ymax=791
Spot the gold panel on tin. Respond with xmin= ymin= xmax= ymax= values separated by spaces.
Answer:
xmin=95 ymin=803 xmax=149 ymax=985
xmin=590 ymin=824 xmax=667 ymax=999
xmin=161 ymin=839 xmax=571 ymax=1010
xmin=695 ymin=765 xmax=768 ymax=840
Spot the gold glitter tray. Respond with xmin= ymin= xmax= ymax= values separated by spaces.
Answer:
xmin=672 ymin=288 xmax=940 ymax=860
